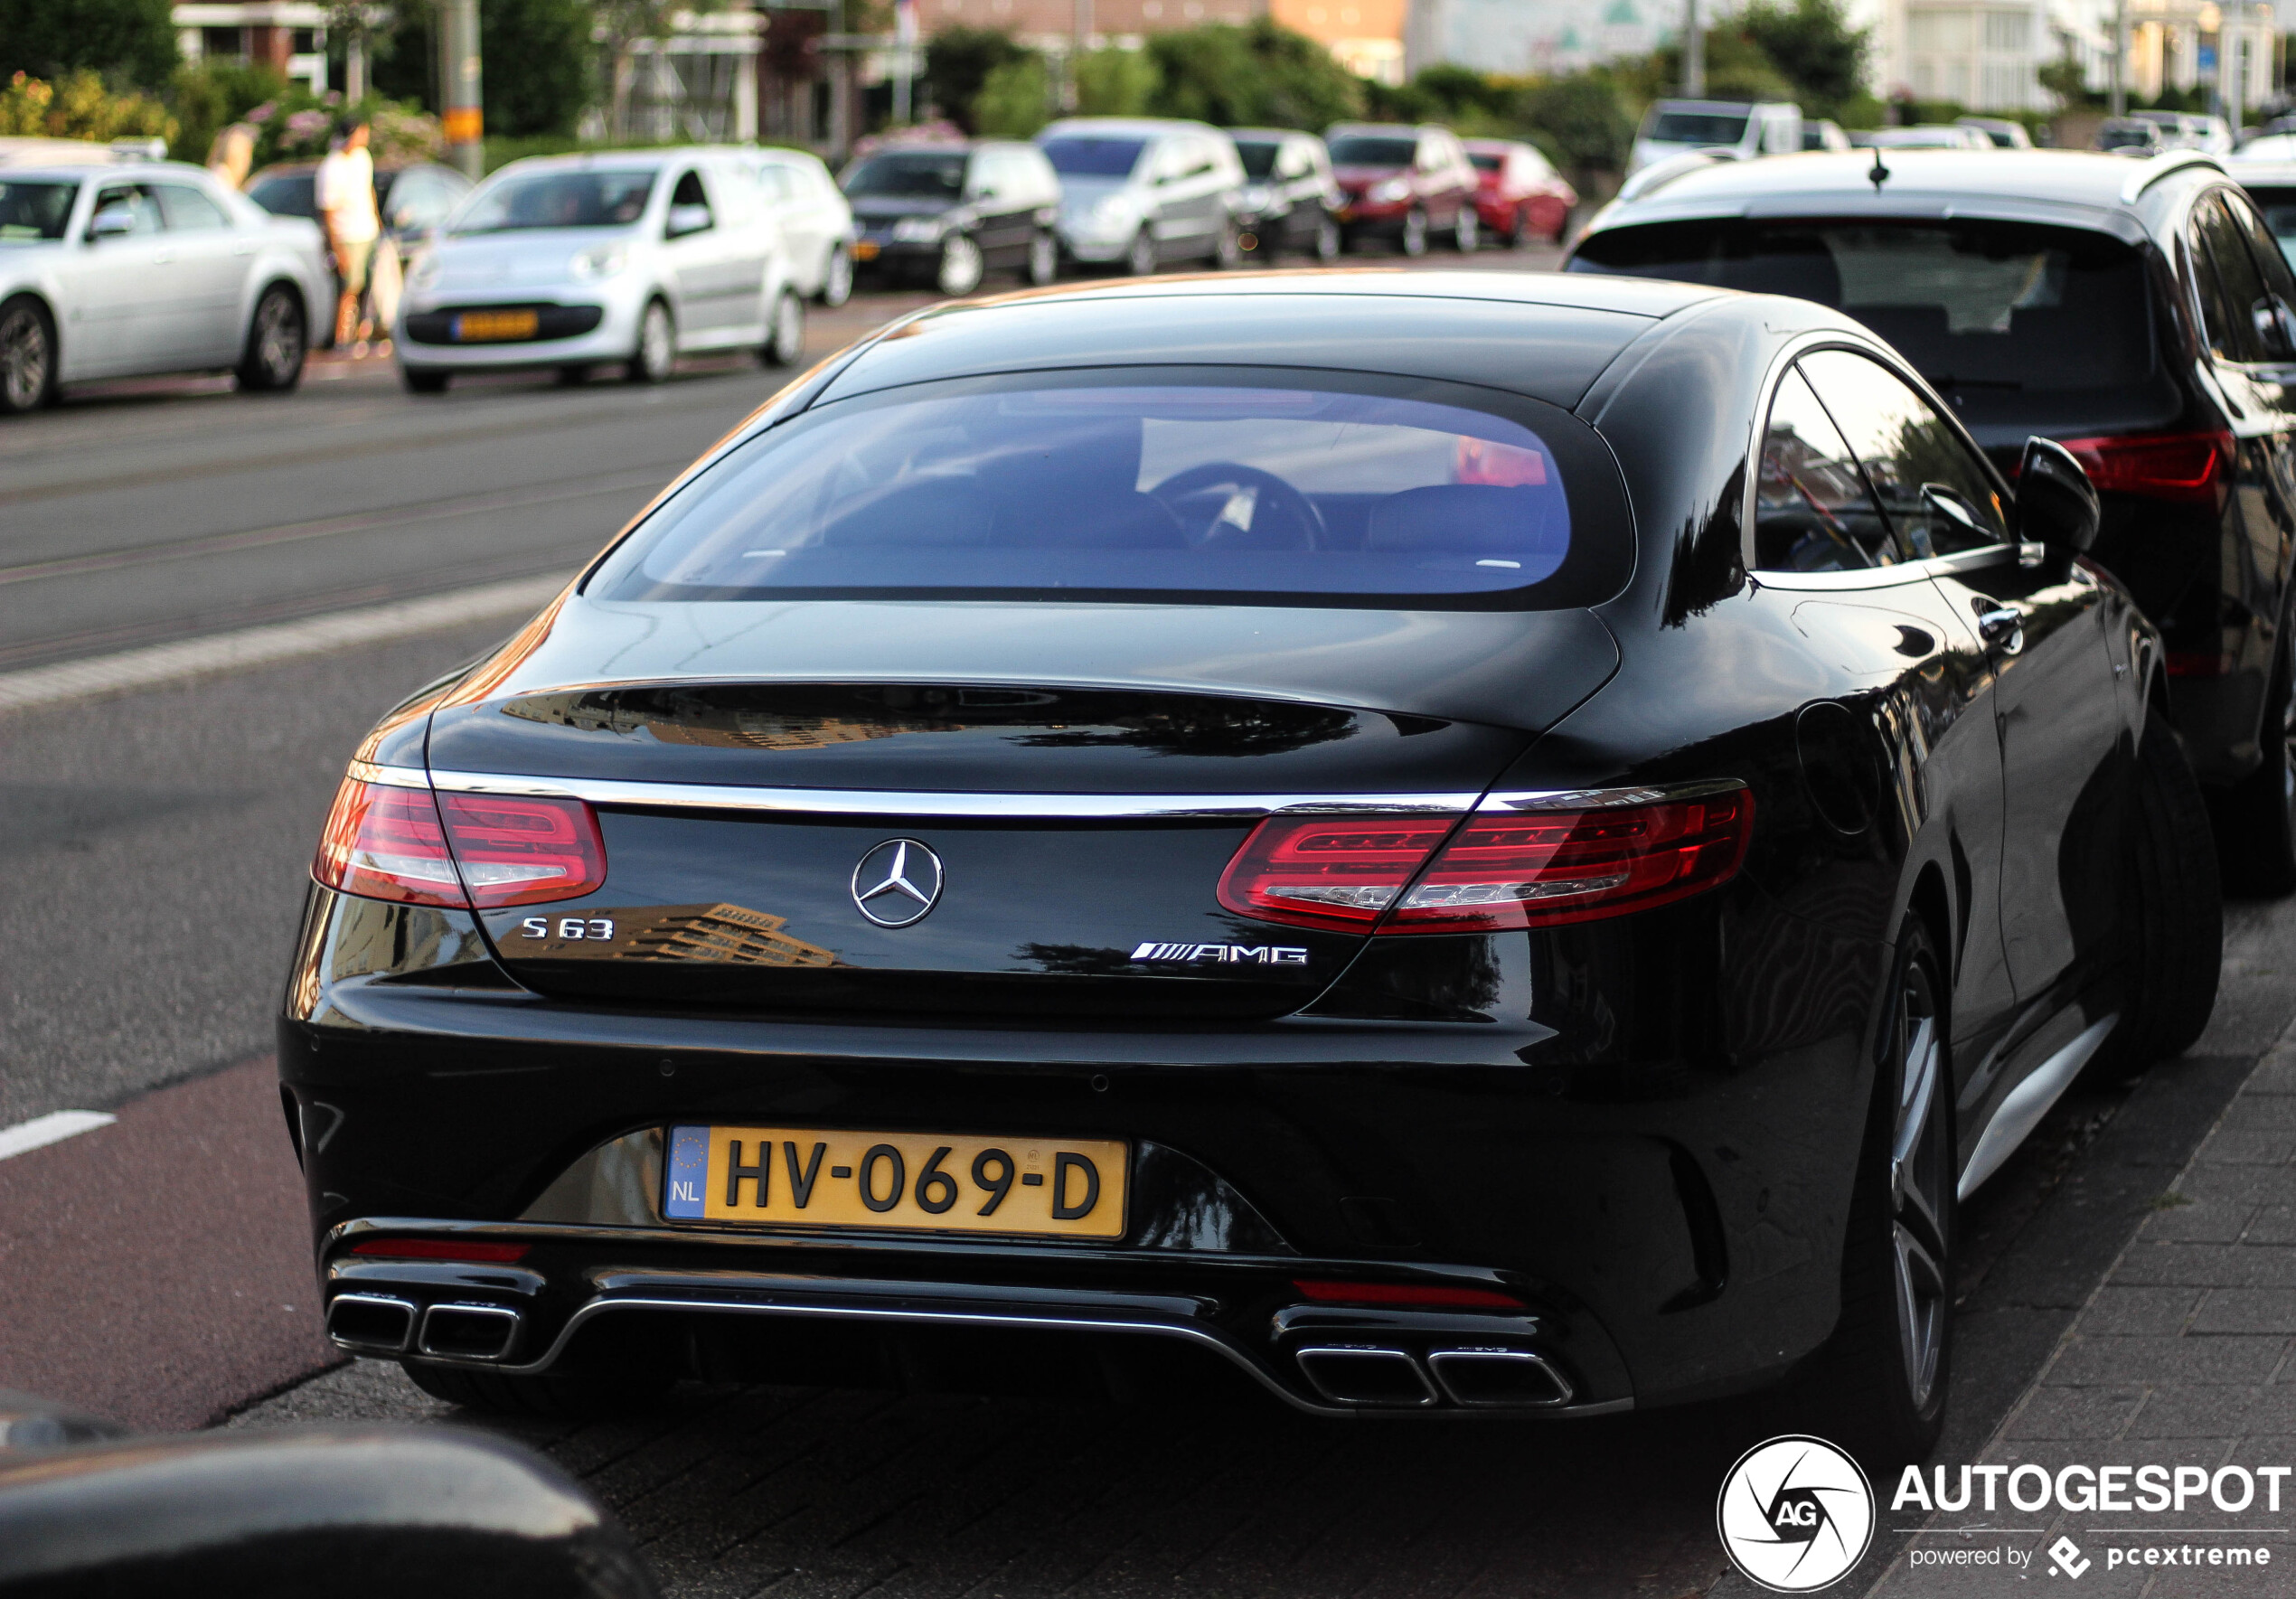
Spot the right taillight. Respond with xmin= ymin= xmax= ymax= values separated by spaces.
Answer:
xmin=313 ymin=778 xmax=607 ymax=908
xmin=1215 ymin=790 xmax=1752 ymax=936
xmin=2056 ymin=430 xmax=2233 ymax=509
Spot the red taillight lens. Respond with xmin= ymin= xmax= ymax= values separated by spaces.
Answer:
xmin=1387 ymin=792 xmax=1754 ymax=933
xmin=349 ymin=1237 xmax=531 ymax=1262
xmin=1294 ymin=1278 xmax=1525 ymax=1310
xmin=313 ymin=779 xmax=607 ymax=908
xmin=2056 ymin=431 xmax=2233 ymax=507
xmin=313 ymin=778 xmax=465 ymax=906
xmin=1215 ymin=791 xmax=1754 ymax=936
xmin=437 ymin=793 xmax=607 ymax=908
xmin=1215 ymin=814 xmax=1461 ymax=932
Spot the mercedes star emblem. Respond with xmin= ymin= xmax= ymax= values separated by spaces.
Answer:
xmin=850 ymin=839 xmax=945 ymax=927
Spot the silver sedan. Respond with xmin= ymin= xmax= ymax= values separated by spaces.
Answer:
xmin=0 ymin=160 xmax=331 ymax=415
xmin=394 ymin=149 xmax=802 ymax=393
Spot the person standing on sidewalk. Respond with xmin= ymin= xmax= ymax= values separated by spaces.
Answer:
xmin=315 ymin=117 xmax=380 ymax=353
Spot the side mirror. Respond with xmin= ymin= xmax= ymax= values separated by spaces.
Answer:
xmin=87 ymin=207 xmax=136 ymax=242
xmin=664 ymin=202 xmax=712 ymax=239
xmin=2015 ymin=436 xmax=2101 ymax=555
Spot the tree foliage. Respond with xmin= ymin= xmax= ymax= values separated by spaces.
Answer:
xmin=0 ymin=0 xmax=179 ymax=92
xmin=0 ymin=69 xmax=175 ymax=141
xmin=972 ymin=54 xmax=1049 ymax=137
xmin=1739 ymin=0 xmax=1868 ymax=117
xmin=924 ymin=26 xmax=1031 ymax=131
xmin=1143 ymin=21 xmax=1360 ymax=129
xmin=373 ymin=0 xmax=594 ymax=137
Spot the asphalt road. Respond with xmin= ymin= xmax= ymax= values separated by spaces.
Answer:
xmin=4 ymin=248 xmax=2293 ymax=1599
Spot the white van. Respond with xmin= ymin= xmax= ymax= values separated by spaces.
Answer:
xmin=1628 ymin=100 xmax=1802 ymax=174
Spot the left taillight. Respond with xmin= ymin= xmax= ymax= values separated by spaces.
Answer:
xmin=313 ymin=778 xmax=606 ymax=908
xmin=1216 ymin=789 xmax=1752 ymax=936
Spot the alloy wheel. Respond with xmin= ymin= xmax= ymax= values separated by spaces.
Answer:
xmin=631 ymin=301 xmax=673 ymax=383
xmin=1315 ymin=218 xmax=1341 ymax=262
xmin=937 ymin=233 xmax=984 ymax=297
xmin=1026 ymin=231 xmax=1058 ymax=287
xmin=821 ymin=246 xmax=853 ymax=308
xmin=1888 ymin=960 xmax=1951 ymax=1414
xmin=253 ymin=288 xmax=304 ymax=386
xmin=766 ymin=291 xmax=804 ymax=366
xmin=1401 ymin=210 xmax=1428 ymax=257
xmin=1454 ymin=208 xmax=1478 ymax=251
xmin=1126 ymin=229 xmax=1158 ymax=277
xmin=0 ymin=302 xmax=50 ymax=413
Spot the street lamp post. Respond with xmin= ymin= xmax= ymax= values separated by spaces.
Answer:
xmin=1683 ymin=0 xmax=1704 ymax=96
xmin=439 ymin=0 xmax=483 ymax=180
xmin=2111 ymin=0 xmax=2127 ymax=117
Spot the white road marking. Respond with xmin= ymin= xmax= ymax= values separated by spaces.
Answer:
xmin=0 ymin=1110 xmax=118 ymax=1162
xmin=0 ymin=573 xmax=569 ymax=717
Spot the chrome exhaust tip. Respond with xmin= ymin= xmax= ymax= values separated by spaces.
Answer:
xmin=325 ymin=1293 xmax=417 ymax=1355
xmin=1426 ymin=1347 xmax=1573 ymax=1407
xmin=417 ymin=1302 xmax=522 ymax=1362
xmin=1294 ymin=1345 xmax=1436 ymax=1407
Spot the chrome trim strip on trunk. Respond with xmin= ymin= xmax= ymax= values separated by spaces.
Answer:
xmin=382 ymin=768 xmax=1748 ymax=823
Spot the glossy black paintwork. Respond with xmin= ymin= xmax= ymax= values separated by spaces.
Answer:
xmin=0 ymin=1419 xmax=654 ymax=1598
xmin=285 ymin=277 xmax=2161 ymax=1415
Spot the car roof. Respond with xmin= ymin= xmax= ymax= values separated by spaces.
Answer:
xmin=808 ymin=270 xmax=1728 ymax=412
xmin=1227 ymin=127 xmax=1310 ymax=142
xmin=6 ymin=159 xmax=213 ymax=183
xmin=249 ymin=158 xmax=449 ymax=179
xmin=2231 ymin=161 xmax=2296 ymax=187
xmin=1597 ymin=146 xmax=2214 ymax=216
xmin=1038 ymin=118 xmax=1214 ymax=136
xmin=492 ymin=146 xmax=731 ymax=174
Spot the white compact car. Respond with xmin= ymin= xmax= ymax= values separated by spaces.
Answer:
xmin=0 ymin=159 xmax=330 ymax=415
xmin=1627 ymin=100 xmax=1802 ymax=174
xmin=394 ymin=148 xmax=800 ymax=393
xmin=739 ymin=146 xmax=853 ymax=307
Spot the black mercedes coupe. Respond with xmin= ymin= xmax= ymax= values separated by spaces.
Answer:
xmin=283 ymin=272 xmax=2219 ymax=1461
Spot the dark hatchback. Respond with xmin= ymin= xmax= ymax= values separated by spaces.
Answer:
xmin=287 ymin=273 xmax=2215 ymax=1461
xmin=1571 ymin=148 xmax=2296 ymax=888
xmin=840 ymin=142 xmax=1061 ymax=297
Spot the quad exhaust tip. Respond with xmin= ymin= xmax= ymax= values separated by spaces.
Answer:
xmin=325 ymin=1293 xmax=417 ymax=1355
xmin=1294 ymin=1345 xmax=1574 ymax=1409
xmin=418 ymin=1302 xmax=522 ymax=1362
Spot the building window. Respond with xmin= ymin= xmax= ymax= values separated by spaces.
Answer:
xmin=292 ymin=28 xmax=318 ymax=52
xmin=202 ymin=25 xmax=245 ymax=60
xmin=1983 ymin=11 xmax=2027 ymax=51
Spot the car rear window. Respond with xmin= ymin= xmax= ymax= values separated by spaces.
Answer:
xmin=1039 ymin=136 xmax=1145 ymax=176
xmin=246 ymin=172 xmax=317 ymax=220
xmin=1648 ymin=111 xmax=1748 ymax=144
xmin=1326 ymin=136 xmax=1417 ymax=166
xmin=1572 ymin=218 xmax=2156 ymax=395
xmin=589 ymin=374 xmax=1624 ymax=608
xmin=1234 ymin=140 xmax=1281 ymax=178
xmin=843 ymin=151 xmax=967 ymax=198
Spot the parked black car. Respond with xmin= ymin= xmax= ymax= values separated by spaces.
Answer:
xmin=841 ymin=141 xmax=1061 ymax=297
xmin=286 ymin=272 xmax=2216 ymax=1463
xmin=1572 ymin=148 xmax=2296 ymax=889
xmin=1227 ymin=127 xmax=1342 ymax=262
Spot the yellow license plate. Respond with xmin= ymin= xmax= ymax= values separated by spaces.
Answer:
xmin=852 ymin=240 xmax=880 ymax=261
xmin=664 ymin=1125 xmax=1127 ymax=1238
xmin=454 ymin=309 xmax=539 ymax=342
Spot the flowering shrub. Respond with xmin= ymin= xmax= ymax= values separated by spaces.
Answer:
xmin=0 ymin=71 xmax=177 ymax=145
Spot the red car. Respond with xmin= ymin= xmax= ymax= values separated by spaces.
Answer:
xmin=1463 ymin=139 xmax=1577 ymax=246
xmin=1326 ymin=123 xmax=1480 ymax=255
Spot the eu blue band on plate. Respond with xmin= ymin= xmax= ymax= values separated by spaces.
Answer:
xmin=664 ymin=1124 xmax=710 ymax=1218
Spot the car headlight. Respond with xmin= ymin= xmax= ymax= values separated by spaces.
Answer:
xmin=1239 ymin=184 xmax=1274 ymax=213
xmin=890 ymin=216 xmax=943 ymax=243
xmin=1369 ymin=178 xmax=1413 ymax=204
xmin=569 ymin=244 xmax=629 ymax=280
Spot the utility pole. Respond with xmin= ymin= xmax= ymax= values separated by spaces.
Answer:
xmin=439 ymin=0 xmax=483 ymax=180
xmin=1683 ymin=0 xmax=1704 ymax=96
xmin=2110 ymin=0 xmax=2126 ymax=117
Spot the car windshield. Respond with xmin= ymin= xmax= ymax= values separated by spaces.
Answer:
xmin=843 ymin=151 xmax=967 ymax=198
xmin=1649 ymin=110 xmax=1749 ymax=144
xmin=591 ymin=380 xmax=1583 ymax=604
xmin=2249 ymin=189 xmax=2296 ymax=271
xmin=1468 ymin=153 xmax=1504 ymax=172
xmin=1233 ymin=141 xmax=1281 ymax=178
xmin=2098 ymin=125 xmax=2155 ymax=149
xmin=1573 ymin=218 xmax=2156 ymax=400
xmin=1039 ymin=136 xmax=1146 ymax=176
xmin=0 ymin=180 xmax=78 ymax=242
xmin=1326 ymin=136 xmax=1417 ymax=166
xmin=246 ymin=172 xmax=317 ymax=219
xmin=451 ymin=169 xmax=655 ymax=233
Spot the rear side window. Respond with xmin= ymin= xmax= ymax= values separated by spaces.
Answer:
xmin=2193 ymin=192 xmax=2294 ymax=363
xmin=1573 ymin=219 xmax=2155 ymax=396
xmin=590 ymin=374 xmax=1625 ymax=608
xmin=1756 ymin=367 xmax=1895 ymax=572
xmin=0 ymin=180 xmax=79 ymax=241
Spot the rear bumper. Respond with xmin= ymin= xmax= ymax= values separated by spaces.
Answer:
xmin=280 ymin=878 xmax=1887 ymax=1415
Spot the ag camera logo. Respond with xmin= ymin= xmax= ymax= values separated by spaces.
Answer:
xmin=1717 ymin=1435 xmax=1876 ymax=1592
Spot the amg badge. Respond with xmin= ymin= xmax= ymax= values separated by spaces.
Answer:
xmin=1129 ymin=942 xmax=1309 ymax=964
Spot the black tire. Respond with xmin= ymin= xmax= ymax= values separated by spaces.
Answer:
xmin=1125 ymin=228 xmax=1158 ymax=277
xmin=400 ymin=1358 xmax=673 ymax=1419
xmin=1802 ymin=917 xmax=1955 ymax=1467
xmin=555 ymin=363 xmax=591 ymax=386
xmin=1451 ymin=206 xmax=1478 ymax=251
xmin=0 ymin=295 xmax=56 ymax=415
xmin=1313 ymin=216 xmax=1341 ymax=262
xmin=819 ymin=243 xmax=854 ymax=307
xmin=626 ymin=298 xmax=674 ymax=384
xmin=1023 ymin=229 xmax=1059 ymax=286
xmin=2094 ymin=715 xmax=2223 ymax=1074
xmin=236 ymin=282 xmax=306 ymax=392
xmin=759 ymin=287 xmax=805 ymax=367
xmin=2221 ymin=611 xmax=2296 ymax=894
xmin=1399 ymin=209 xmax=1428 ymax=258
xmin=400 ymin=366 xmax=449 ymax=394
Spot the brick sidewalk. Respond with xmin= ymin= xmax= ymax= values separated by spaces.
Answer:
xmin=1867 ymin=1021 xmax=2296 ymax=1596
